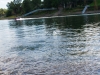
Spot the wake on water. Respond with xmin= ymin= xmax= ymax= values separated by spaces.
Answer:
xmin=16 ymin=13 xmax=100 ymax=21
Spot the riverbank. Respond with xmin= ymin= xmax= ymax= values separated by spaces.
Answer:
xmin=0 ymin=9 xmax=100 ymax=20
xmin=0 ymin=16 xmax=16 ymax=20
xmin=25 ymin=10 xmax=100 ymax=18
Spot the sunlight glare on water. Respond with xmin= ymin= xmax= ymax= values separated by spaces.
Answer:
xmin=0 ymin=14 xmax=100 ymax=75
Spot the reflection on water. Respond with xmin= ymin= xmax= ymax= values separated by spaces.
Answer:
xmin=0 ymin=14 xmax=100 ymax=75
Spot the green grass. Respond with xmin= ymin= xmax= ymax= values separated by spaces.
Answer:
xmin=90 ymin=0 xmax=100 ymax=6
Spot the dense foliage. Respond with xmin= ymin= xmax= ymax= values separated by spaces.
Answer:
xmin=6 ymin=0 xmax=95 ymax=17
xmin=0 ymin=8 xmax=7 ymax=17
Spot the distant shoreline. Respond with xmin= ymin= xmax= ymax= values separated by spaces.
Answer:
xmin=25 ymin=10 xmax=100 ymax=18
xmin=0 ymin=10 xmax=100 ymax=20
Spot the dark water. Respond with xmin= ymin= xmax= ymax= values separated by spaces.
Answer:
xmin=0 ymin=14 xmax=100 ymax=75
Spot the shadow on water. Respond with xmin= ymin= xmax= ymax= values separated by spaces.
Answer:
xmin=9 ymin=19 xmax=44 ymax=28
xmin=9 ymin=14 xmax=100 ymax=29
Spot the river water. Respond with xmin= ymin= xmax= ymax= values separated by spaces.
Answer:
xmin=0 ymin=14 xmax=100 ymax=75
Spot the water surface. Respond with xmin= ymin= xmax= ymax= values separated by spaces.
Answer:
xmin=0 ymin=15 xmax=100 ymax=75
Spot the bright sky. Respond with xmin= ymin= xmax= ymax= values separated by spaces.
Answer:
xmin=0 ymin=0 xmax=13 ymax=9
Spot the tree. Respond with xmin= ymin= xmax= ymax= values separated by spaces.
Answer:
xmin=43 ymin=0 xmax=52 ymax=8
xmin=83 ymin=0 xmax=93 ymax=5
xmin=31 ymin=0 xmax=41 ymax=10
xmin=6 ymin=1 xmax=15 ymax=16
xmin=51 ymin=0 xmax=61 ymax=8
xmin=94 ymin=0 xmax=98 ymax=10
xmin=13 ymin=0 xmax=22 ymax=14
xmin=0 ymin=8 xmax=7 ymax=17
xmin=14 ymin=0 xmax=22 ymax=4
xmin=6 ymin=0 xmax=22 ymax=16
xmin=84 ymin=0 xmax=86 ymax=5
xmin=22 ymin=0 xmax=31 ymax=13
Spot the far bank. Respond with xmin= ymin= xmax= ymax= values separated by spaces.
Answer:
xmin=1 ymin=8 xmax=100 ymax=20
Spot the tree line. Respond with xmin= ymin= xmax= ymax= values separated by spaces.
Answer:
xmin=6 ymin=0 xmax=94 ymax=17
xmin=0 ymin=8 xmax=7 ymax=17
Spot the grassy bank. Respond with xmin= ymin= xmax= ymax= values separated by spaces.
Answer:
xmin=24 ymin=8 xmax=83 ymax=18
xmin=0 ymin=7 xmax=100 ymax=20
